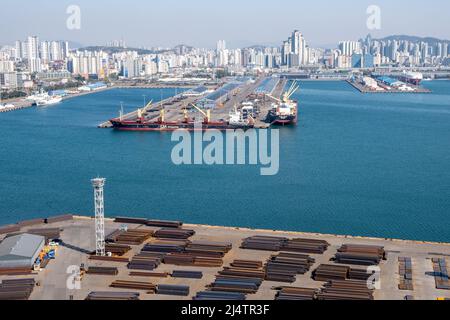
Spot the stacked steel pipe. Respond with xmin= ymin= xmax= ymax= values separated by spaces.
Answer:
xmin=105 ymin=243 xmax=131 ymax=256
xmin=204 ymin=260 xmax=265 ymax=296
xmin=114 ymin=217 xmax=148 ymax=225
xmin=114 ymin=229 xmax=153 ymax=245
xmin=172 ymin=270 xmax=203 ymax=279
xmin=432 ymin=258 xmax=449 ymax=290
xmin=113 ymin=217 xmax=183 ymax=228
xmin=87 ymin=267 xmax=119 ymax=276
xmin=163 ymin=253 xmax=223 ymax=267
xmin=348 ymin=267 xmax=372 ymax=281
xmin=146 ymin=220 xmax=183 ymax=228
xmin=128 ymin=252 xmax=163 ymax=271
xmin=158 ymin=240 xmax=231 ymax=267
xmin=240 ymin=236 xmax=285 ymax=251
xmin=282 ymin=238 xmax=329 ymax=254
xmin=335 ymin=244 xmax=385 ymax=266
xmin=274 ymin=287 xmax=317 ymax=300
xmin=241 ymin=236 xmax=329 ymax=254
xmin=194 ymin=291 xmax=246 ymax=300
xmin=45 ymin=214 xmax=73 ymax=224
xmin=157 ymin=284 xmax=190 ymax=296
xmin=86 ymin=291 xmax=140 ymax=300
xmin=0 ymin=268 xmax=33 ymax=275
xmin=129 ymin=271 xmax=170 ymax=278
xmin=154 ymin=228 xmax=195 ymax=240
xmin=317 ymin=279 xmax=374 ymax=300
xmin=185 ymin=241 xmax=232 ymax=257
xmin=142 ymin=240 xmax=187 ymax=253
xmin=265 ymin=252 xmax=315 ymax=283
xmin=110 ymin=280 xmax=157 ymax=293
xmin=398 ymin=257 xmax=414 ymax=291
xmin=0 ymin=278 xmax=35 ymax=300
xmin=106 ymin=229 xmax=124 ymax=243
xmin=313 ymin=264 xmax=350 ymax=282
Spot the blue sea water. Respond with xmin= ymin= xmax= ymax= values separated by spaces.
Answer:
xmin=1 ymin=82 xmax=449 ymax=242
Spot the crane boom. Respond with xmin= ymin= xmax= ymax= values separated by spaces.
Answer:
xmin=191 ymin=103 xmax=211 ymax=122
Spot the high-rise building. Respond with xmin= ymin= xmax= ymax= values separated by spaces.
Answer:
xmin=15 ymin=41 xmax=24 ymax=60
xmin=29 ymin=57 xmax=42 ymax=73
xmin=27 ymin=36 xmax=39 ymax=60
xmin=216 ymin=40 xmax=226 ymax=52
xmin=40 ymin=41 xmax=50 ymax=63
xmin=338 ymin=41 xmax=361 ymax=56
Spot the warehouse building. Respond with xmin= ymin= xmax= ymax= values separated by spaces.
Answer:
xmin=0 ymin=233 xmax=45 ymax=269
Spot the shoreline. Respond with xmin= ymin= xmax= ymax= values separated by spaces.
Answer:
xmin=76 ymin=214 xmax=450 ymax=247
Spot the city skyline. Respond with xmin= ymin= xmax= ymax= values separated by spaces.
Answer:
xmin=1 ymin=0 xmax=450 ymax=48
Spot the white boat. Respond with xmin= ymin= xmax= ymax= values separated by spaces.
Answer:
xmin=26 ymin=90 xmax=50 ymax=102
xmin=399 ymin=71 xmax=423 ymax=85
xmin=35 ymin=95 xmax=62 ymax=107
xmin=0 ymin=103 xmax=15 ymax=110
xmin=228 ymin=105 xmax=254 ymax=128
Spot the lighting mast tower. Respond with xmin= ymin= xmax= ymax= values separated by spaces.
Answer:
xmin=91 ymin=178 xmax=106 ymax=256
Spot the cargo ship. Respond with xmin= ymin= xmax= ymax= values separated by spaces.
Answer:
xmin=267 ymin=81 xmax=299 ymax=125
xmin=110 ymin=103 xmax=254 ymax=131
xmin=398 ymin=71 xmax=423 ymax=86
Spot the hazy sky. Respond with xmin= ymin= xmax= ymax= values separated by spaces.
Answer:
xmin=1 ymin=0 xmax=449 ymax=48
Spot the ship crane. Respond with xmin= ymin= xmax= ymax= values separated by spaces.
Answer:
xmin=137 ymin=100 xmax=153 ymax=121
xmin=182 ymin=106 xmax=190 ymax=123
xmin=266 ymin=80 xmax=299 ymax=103
xmin=191 ymin=103 xmax=211 ymax=123
xmin=282 ymin=81 xmax=300 ymax=102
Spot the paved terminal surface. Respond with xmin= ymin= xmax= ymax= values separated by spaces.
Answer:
xmin=1 ymin=216 xmax=449 ymax=300
xmin=99 ymin=76 xmax=287 ymax=129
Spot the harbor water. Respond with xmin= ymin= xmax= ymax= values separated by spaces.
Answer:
xmin=1 ymin=82 xmax=449 ymax=242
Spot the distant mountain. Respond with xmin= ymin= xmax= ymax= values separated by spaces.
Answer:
xmin=377 ymin=35 xmax=450 ymax=44
xmin=174 ymin=44 xmax=194 ymax=50
xmin=67 ymin=41 xmax=83 ymax=49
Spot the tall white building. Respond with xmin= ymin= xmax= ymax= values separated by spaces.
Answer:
xmin=29 ymin=57 xmax=42 ymax=73
xmin=338 ymin=41 xmax=361 ymax=56
xmin=27 ymin=36 xmax=39 ymax=60
xmin=217 ymin=40 xmax=226 ymax=52
xmin=40 ymin=41 xmax=51 ymax=63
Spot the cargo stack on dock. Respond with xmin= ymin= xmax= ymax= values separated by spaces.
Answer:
xmin=203 ymin=259 xmax=265 ymax=298
xmin=317 ymin=280 xmax=375 ymax=300
xmin=85 ymin=292 xmax=140 ymax=300
xmin=398 ymin=257 xmax=414 ymax=291
xmin=274 ymin=287 xmax=318 ymax=300
xmin=265 ymin=252 xmax=315 ymax=283
xmin=335 ymin=244 xmax=385 ymax=265
xmin=241 ymin=236 xmax=329 ymax=254
xmin=432 ymin=258 xmax=450 ymax=290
